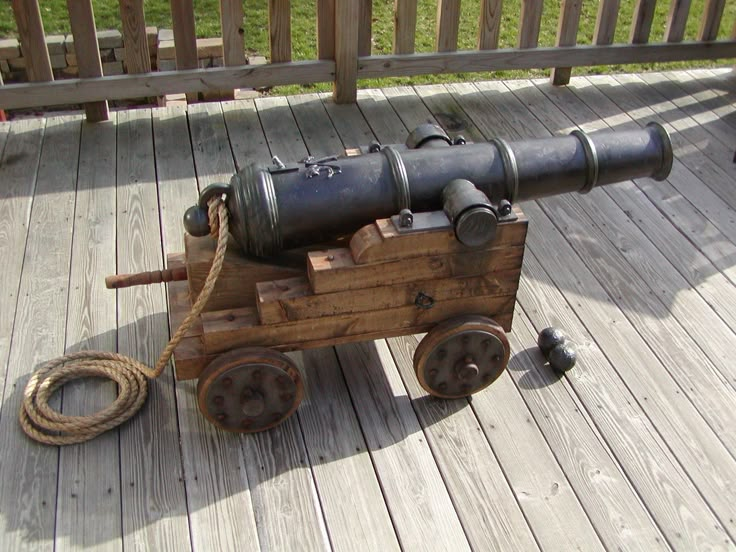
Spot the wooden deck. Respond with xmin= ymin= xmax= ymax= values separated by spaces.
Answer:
xmin=1 ymin=68 xmax=735 ymax=551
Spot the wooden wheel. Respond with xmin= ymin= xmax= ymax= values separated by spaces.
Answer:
xmin=197 ymin=347 xmax=304 ymax=433
xmin=414 ymin=315 xmax=510 ymax=399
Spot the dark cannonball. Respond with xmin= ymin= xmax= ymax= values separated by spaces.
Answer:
xmin=537 ymin=327 xmax=566 ymax=357
xmin=549 ymin=343 xmax=577 ymax=374
xmin=183 ymin=205 xmax=211 ymax=237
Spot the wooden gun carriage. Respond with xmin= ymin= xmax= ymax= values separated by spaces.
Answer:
xmin=108 ymin=122 xmax=671 ymax=433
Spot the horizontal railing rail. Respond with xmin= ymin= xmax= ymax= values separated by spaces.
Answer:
xmin=0 ymin=0 xmax=734 ymax=121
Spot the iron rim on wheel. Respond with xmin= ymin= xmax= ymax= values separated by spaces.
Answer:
xmin=197 ymin=347 xmax=304 ymax=433
xmin=414 ymin=315 xmax=510 ymax=399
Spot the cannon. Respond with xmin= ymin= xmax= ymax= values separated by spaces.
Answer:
xmin=111 ymin=123 xmax=672 ymax=434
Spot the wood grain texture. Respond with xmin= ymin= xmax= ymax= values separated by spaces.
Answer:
xmin=593 ymin=0 xmax=620 ymax=45
xmin=118 ymin=0 xmax=151 ymax=73
xmin=335 ymin=340 xmax=472 ymax=550
xmin=394 ymin=0 xmax=418 ymax=54
xmin=629 ymin=0 xmax=656 ymax=44
xmin=170 ymin=0 xmax=198 ymax=69
xmin=10 ymin=0 xmax=53 ymax=81
xmin=597 ymin=74 xmax=736 ymax=209
xmin=0 ymin=118 xmax=45 ymax=403
xmin=467 ymin=80 xmax=736 ymax=545
xmin=549 ymin=0 xmax=582 ymax=85
xmin=269 ymin=0 xmax=292 ymax=63
xmin=478 ymin=0 xmax=503 ymax=50
xmin=354 ymin=42 xmax=736 ymax=79
xmin=436 ymin=0 xmax=462 ymax=52
xmin=317 ymin=0 xmax=336 ymax=59
xmin=0 ymin=116 xmax=78 ymax=552
xmin=55 ymin=117 xmax=120 ymax=552
xmin=639 ymin=71 xmax=736 ymax=150
xmin=665 ymin=0 xmax=692 ymax=42
xmin=358 ymin=0 xmax=373 ymax=56
xmin=67 ymin=0 xmax=109 ymax=121
xmin=386 ymin=334 xmax=542 ymax=550
xmin=518 ymin=0 xmax=544 ymax=48
xmin=152 ymin=104 xmax=261 ymax=552
xmin=115 ymin=108 xmax=190 ymax=550
xmin=220 ymin=0 xmax=247 ymax=66
xmin=334 ymin=0 xmax=360 ymax=102
xmin=699 ymin=0 xmax=726 ymax=40
xmin=0 ymin=60 xmax=335 ymax=110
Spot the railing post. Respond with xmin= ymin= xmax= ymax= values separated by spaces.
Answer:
xmin=477 ymin=0 xmax=502 ymax=50
xmin=67 ymin=0 xmax=109 ymax=122
xmin=118 ymin=0 xmax=151 ymax=74
xmin=334 ymin=0 xmax=359 ymax=103
xmin=518 ymin=0 xmax=544 ymax=48
xmin=170 ymin=0 xmax=198 ymax=102
xmin=664 ymin=0 xmax=692 ymax=42
xmin=550 ymin=0 xmax=583 ymax=85
xmin=317 ymin=0 xmax=336 ymax=59
xmin=220 ymin=0 xmax=246 ymax=66
xmin=11 ymin=0 xmax=53 ymax=83
xmin=699 ymin=0 xmax=726 ymax=40
xmin=394 ymin=0 xmax=418 ymax=54
xmin=269 ymin=0 xmax=292 ymax=63
xmin=630 ymin=0 xmax=656 ymax=44
xmin=436 ymin=0 xmax=462 ymax=52
xmin=593 ymin=0 xmax=620 ymax=45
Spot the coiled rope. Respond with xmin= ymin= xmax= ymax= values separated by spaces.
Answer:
xmin=19 ymin=196 xmax=229 ymax=446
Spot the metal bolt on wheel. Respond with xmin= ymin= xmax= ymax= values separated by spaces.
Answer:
xmin=414 ymin=315 xmax=510 ymax=399
xmin=197 ymin=347 xmax=304 ymax=433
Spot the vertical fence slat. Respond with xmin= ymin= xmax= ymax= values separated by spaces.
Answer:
xmin=171 ymin=0 xmax=198 ymax=69
xmin=118 ymin=0 xmax=151 ymax=73
xmin=478 ymin=0 xmax=503 ymax=50
xmin=11 ymin=0 xmax=53 ymax=82
xmin=436 ymin=0 xmax=462 ymax=52
xmin=518 ymin=0 xmax=544 ymax=48
xmin=550 ymin=0 xmax=583 ymax=85
xmin=220 ymin=0 xmax=246 ymax=66
xmin=317 ymin=0 xmax=336 ymax=59
xmin=171 ymin=0 xmax=198 ymax=102
xmin=0 ymin=71 xmax=5 ymax=122
xmin=269 ymin=0 xmax=292 ymax=63
xmin=630 ymin=0 xmax=657 ymax=43
xmin=334 ymin=0 xmax=359 ymax=102
xmin=699 ymin=0 xmax=726 ymax=40
xmin=394 ymin=0 xmax=418 ymax=54
xmin=593 ymin=0 xmax=620 ymax=44
xmin=67 ymin=0 xmax=109 ymax=122
xmin=358 ymin=0 xmax=373 ymax=56
xmin=664 ymin=0 xmax=692 ymax=42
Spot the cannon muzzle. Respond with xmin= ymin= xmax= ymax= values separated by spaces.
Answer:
xmin=184 ymin=123 xmax=672 ymax=257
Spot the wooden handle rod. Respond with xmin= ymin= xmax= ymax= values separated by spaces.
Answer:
xmin=105 ymin=266 xmax=188 ymax=289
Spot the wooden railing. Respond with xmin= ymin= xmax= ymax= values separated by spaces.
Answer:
xmin=0 ymin=0 xmax=734 ymax=121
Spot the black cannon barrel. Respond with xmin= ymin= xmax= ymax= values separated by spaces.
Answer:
xmin=183 ymin=123 xmax=672 ymax=257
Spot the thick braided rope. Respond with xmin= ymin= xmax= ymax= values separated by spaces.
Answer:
xmin=19 ymin=196 xmax=229 ymax=446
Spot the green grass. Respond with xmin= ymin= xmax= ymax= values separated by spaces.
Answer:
xmin=1 ymin=0 xmax=734 ymax=95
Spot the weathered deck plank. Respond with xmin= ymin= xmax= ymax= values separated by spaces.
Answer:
xmin=115 ymin=108 xmax=191 ymax=550
xmin=285 ymin=93 xmax=401 ymax=551
xmin=2 ymin=70 xmax=736 ymax=552
xmin=152 ymin=104 xmax=260 ymax=552
xmin=0 ymin=116 xmax=80 ymax=551
xmin=56 ymin=116 xmax=121 ymax=552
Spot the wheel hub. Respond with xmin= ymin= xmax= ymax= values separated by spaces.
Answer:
xmin=197 ymin=348 xmax=303 ymax=433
